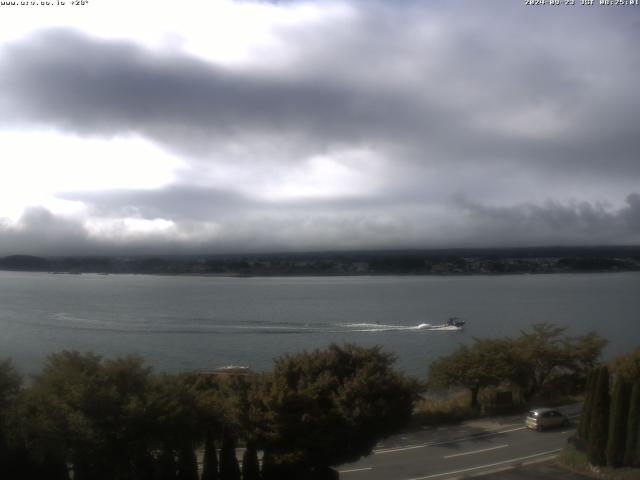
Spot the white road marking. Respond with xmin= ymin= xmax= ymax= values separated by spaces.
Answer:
xmin=405 ymin=449 xmax=561 ymax=480
xmin=443 ymin=444 xmax=509 ymax=459
xmin=521 ymin=454 xmax=559 ymax=466
xmin=374 ymin=426 xmax=527 ymax=455
xmin=470 ymin=465 xmax=514 ymax=477
xmin=338 ymin=467 xmax=373 ymax=474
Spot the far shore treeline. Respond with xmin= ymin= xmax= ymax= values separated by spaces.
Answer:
xmin=1 ymin=245 xmax=640 ymax=276
xmin=1 ymin=326 xmax=639 ymax=480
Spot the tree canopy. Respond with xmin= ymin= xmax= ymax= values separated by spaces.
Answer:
xmin=610 ymin=347 xmax=640 ymax=383
xmin=252 ymin=344 xmax=419 ymax=470
xmin=428 ymin=338 xmax=515 ymax=408
xmin=428 ymin=323 xmax=607 ymax=407
xmin=1 ymin=345 xmax=420 ymax=479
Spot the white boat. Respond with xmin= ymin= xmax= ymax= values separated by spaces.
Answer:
xmin=444 ymin=317 xmax=465 ymax=328
xmin=424 ymin=317 xmax=465 ymax=331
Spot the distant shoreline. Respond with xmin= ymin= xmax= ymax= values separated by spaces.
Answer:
xmin=1 ymin=268 xmax=639 ymax=279
xmin=1 ymin=247 xmax=639 ymax=277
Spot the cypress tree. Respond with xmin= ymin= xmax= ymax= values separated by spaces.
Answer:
xmin=219 ymin=432 xmax=241 ymax=480
xmin=134 ymin=451 xmax=156 ymax=480
xmin=588 ymin=366 xmax=610 ymax=466
xmin=177 ymin=444 xmax=199 ymax=480
xmin=201 ymin=435 xmax=219 ymax=480
xmin=260 ymin=450 xmax=276 ymax=480
xmin=241 ymin=443 xmax=260 ymax=480
xmin=159 ymin=447 xmax=178 ymax=480
xmin=606 ymin=377 xmax=629 ymax=467
xmin=624 ymin=382 xmax=640 ymax=467
xmin=578 ymin=370 xmax=598 ymax=441
xmin=39 ymin=451 xmax=71 ymax=480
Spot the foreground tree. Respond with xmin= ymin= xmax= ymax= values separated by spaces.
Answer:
xmin=201 ymin=433 xmax=219 ymax=480
xmin=606 ymin=377 xmax=629 ymax=467
xmin=624 ymin=382 xmax=640 ymax=467
xmin=23 ymin=351 xmax=153 ymax=480
xmin=147 ymin=372 xmax=204 ymax=469
xmin=428 ymin=338 xmax=515 ymax=409
xmin=0 ymin=358 xmax=21 ymax=413
xmin=242 ymin=442 xmax=260 ymax=480
xmin=578 ymin=370 xmax=598 ymax=440
xmin=610 ymin=347 xmax=640 ymax=383
xmin=219 ymin=431 xmax=241 ymax=480
xmin=177 ymin=443 xmax=199 ymax=480
xmin=428 ymin=324 xmax=607 ymax=407
xmin=512 ymin=324 xmax=606 ymax=400
xmin=254 ymin=344 xmax=418 ymax=477
xmin=0 ymin=358 xmax=21 ymax=446
xmin=588 ymin=366 xmax=610 ymax=466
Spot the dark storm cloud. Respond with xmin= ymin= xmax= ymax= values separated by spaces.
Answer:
xmin=1 ymin=0 xmax=639 ymax=253
xmin=0 ymin=207 xmax=92 ymax=256
xmin=60 ymin=186 xmax=257 ymax=221
xmin=3 ymin=192 xmax=637 ymax=256
xmin=57 ymin=183 xmax=443 ymax=224
xmin=0 ymin=3 xmax=638 ymax=177
xmin=0 ymin=28 xmax=437 ymax=159
xmin=456 ymin=193 xmax=640 ymax=246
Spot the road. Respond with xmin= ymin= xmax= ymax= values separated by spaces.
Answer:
xmin=338 ymin=406 xmax=581 ymax=480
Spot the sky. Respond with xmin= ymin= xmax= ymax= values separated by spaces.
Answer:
xmin=0 ymin=0 xmax=639 ymax=256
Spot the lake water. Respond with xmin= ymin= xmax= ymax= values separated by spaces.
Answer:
xmin=0 ymin=271 xmax=638 ymax=379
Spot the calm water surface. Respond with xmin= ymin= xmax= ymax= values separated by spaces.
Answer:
xmin=0 ymin=271 xmax=638 ymax=378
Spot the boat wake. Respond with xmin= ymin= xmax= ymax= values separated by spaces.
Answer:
xmin=342 ymin=323 xmax=462 ymax=332
xmin=42 ymin=313 xmax=463 ymax=335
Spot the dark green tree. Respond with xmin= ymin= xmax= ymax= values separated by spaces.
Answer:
xmin=219 ymin=431 xmax=241 ymax=480
xmin=158 ymin=447 xmax=178 ymax=480
xmin=588 ymin=366 xmax=610 ymax=466
xmin=624 ymin=382 xmax=640 ymax=467
xmin=610 ymin=347 xmax=640 ymax=383
xmin=606 ymin=377 xmax=629 ymax=467
xmin=241 ymin=442 xmax=260 ymax=480
xmin=512 ymin=324 xmax=606 ymax=400
xmin=578 ymin=370 xmax=598 ymax=440
xmin=133 ymin=451 xmax=156 ymax=480
xmin=23 ymin=351 xmax=153 ymax=480
xmin=177 ymin=443 xmax=199 ymax=480
xmin=260 ymin=450 xmax=277 ymax=480
xmin=254 ymin=344 xmax=418 ymax=474
xmin=0 ymin=358 xmax=22 ymax=476
xmin=201 ymin=434 xmax=219 ymax=480
xmin=0 ymin=358 xmax=21 ymax=413
xmin=35 ymin=450 xmax=71 ymax=480
xmin=428 ymin=338 xmax=515 ymax=409
xmin=147 ymin=372 xmax=203 ymax=464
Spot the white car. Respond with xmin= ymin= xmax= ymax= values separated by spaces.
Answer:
xmin=525 ymin=408 xmax=568 ymax=431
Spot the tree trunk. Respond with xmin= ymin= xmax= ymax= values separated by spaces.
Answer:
xmin=470 ymin=385 xmax=480 ymax=410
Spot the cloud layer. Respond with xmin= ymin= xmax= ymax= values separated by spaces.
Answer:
xmin=0 ymin=1 xmax=639 ymax=254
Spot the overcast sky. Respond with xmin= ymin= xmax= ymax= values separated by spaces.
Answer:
xmin=0 ymin=0 xmax=638 ymax=255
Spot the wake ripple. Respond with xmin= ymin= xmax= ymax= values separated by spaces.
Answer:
xmin=36 ymin=313 xmax=462 ymax=335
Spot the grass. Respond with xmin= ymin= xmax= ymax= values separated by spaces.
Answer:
xmin=411 ymin=391 xmax=481 ymax=426
xmin=558 ymin=442 xmax=640 ymax=480
xmin=409 ymin=387 xmax=585 ymax=432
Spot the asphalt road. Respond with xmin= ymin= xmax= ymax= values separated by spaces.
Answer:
xmin=337 ymin=406 xmax=582 ymax=480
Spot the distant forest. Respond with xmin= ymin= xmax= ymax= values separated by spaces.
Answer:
xmin=1 ymin=246 xmax=639 ymax=276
